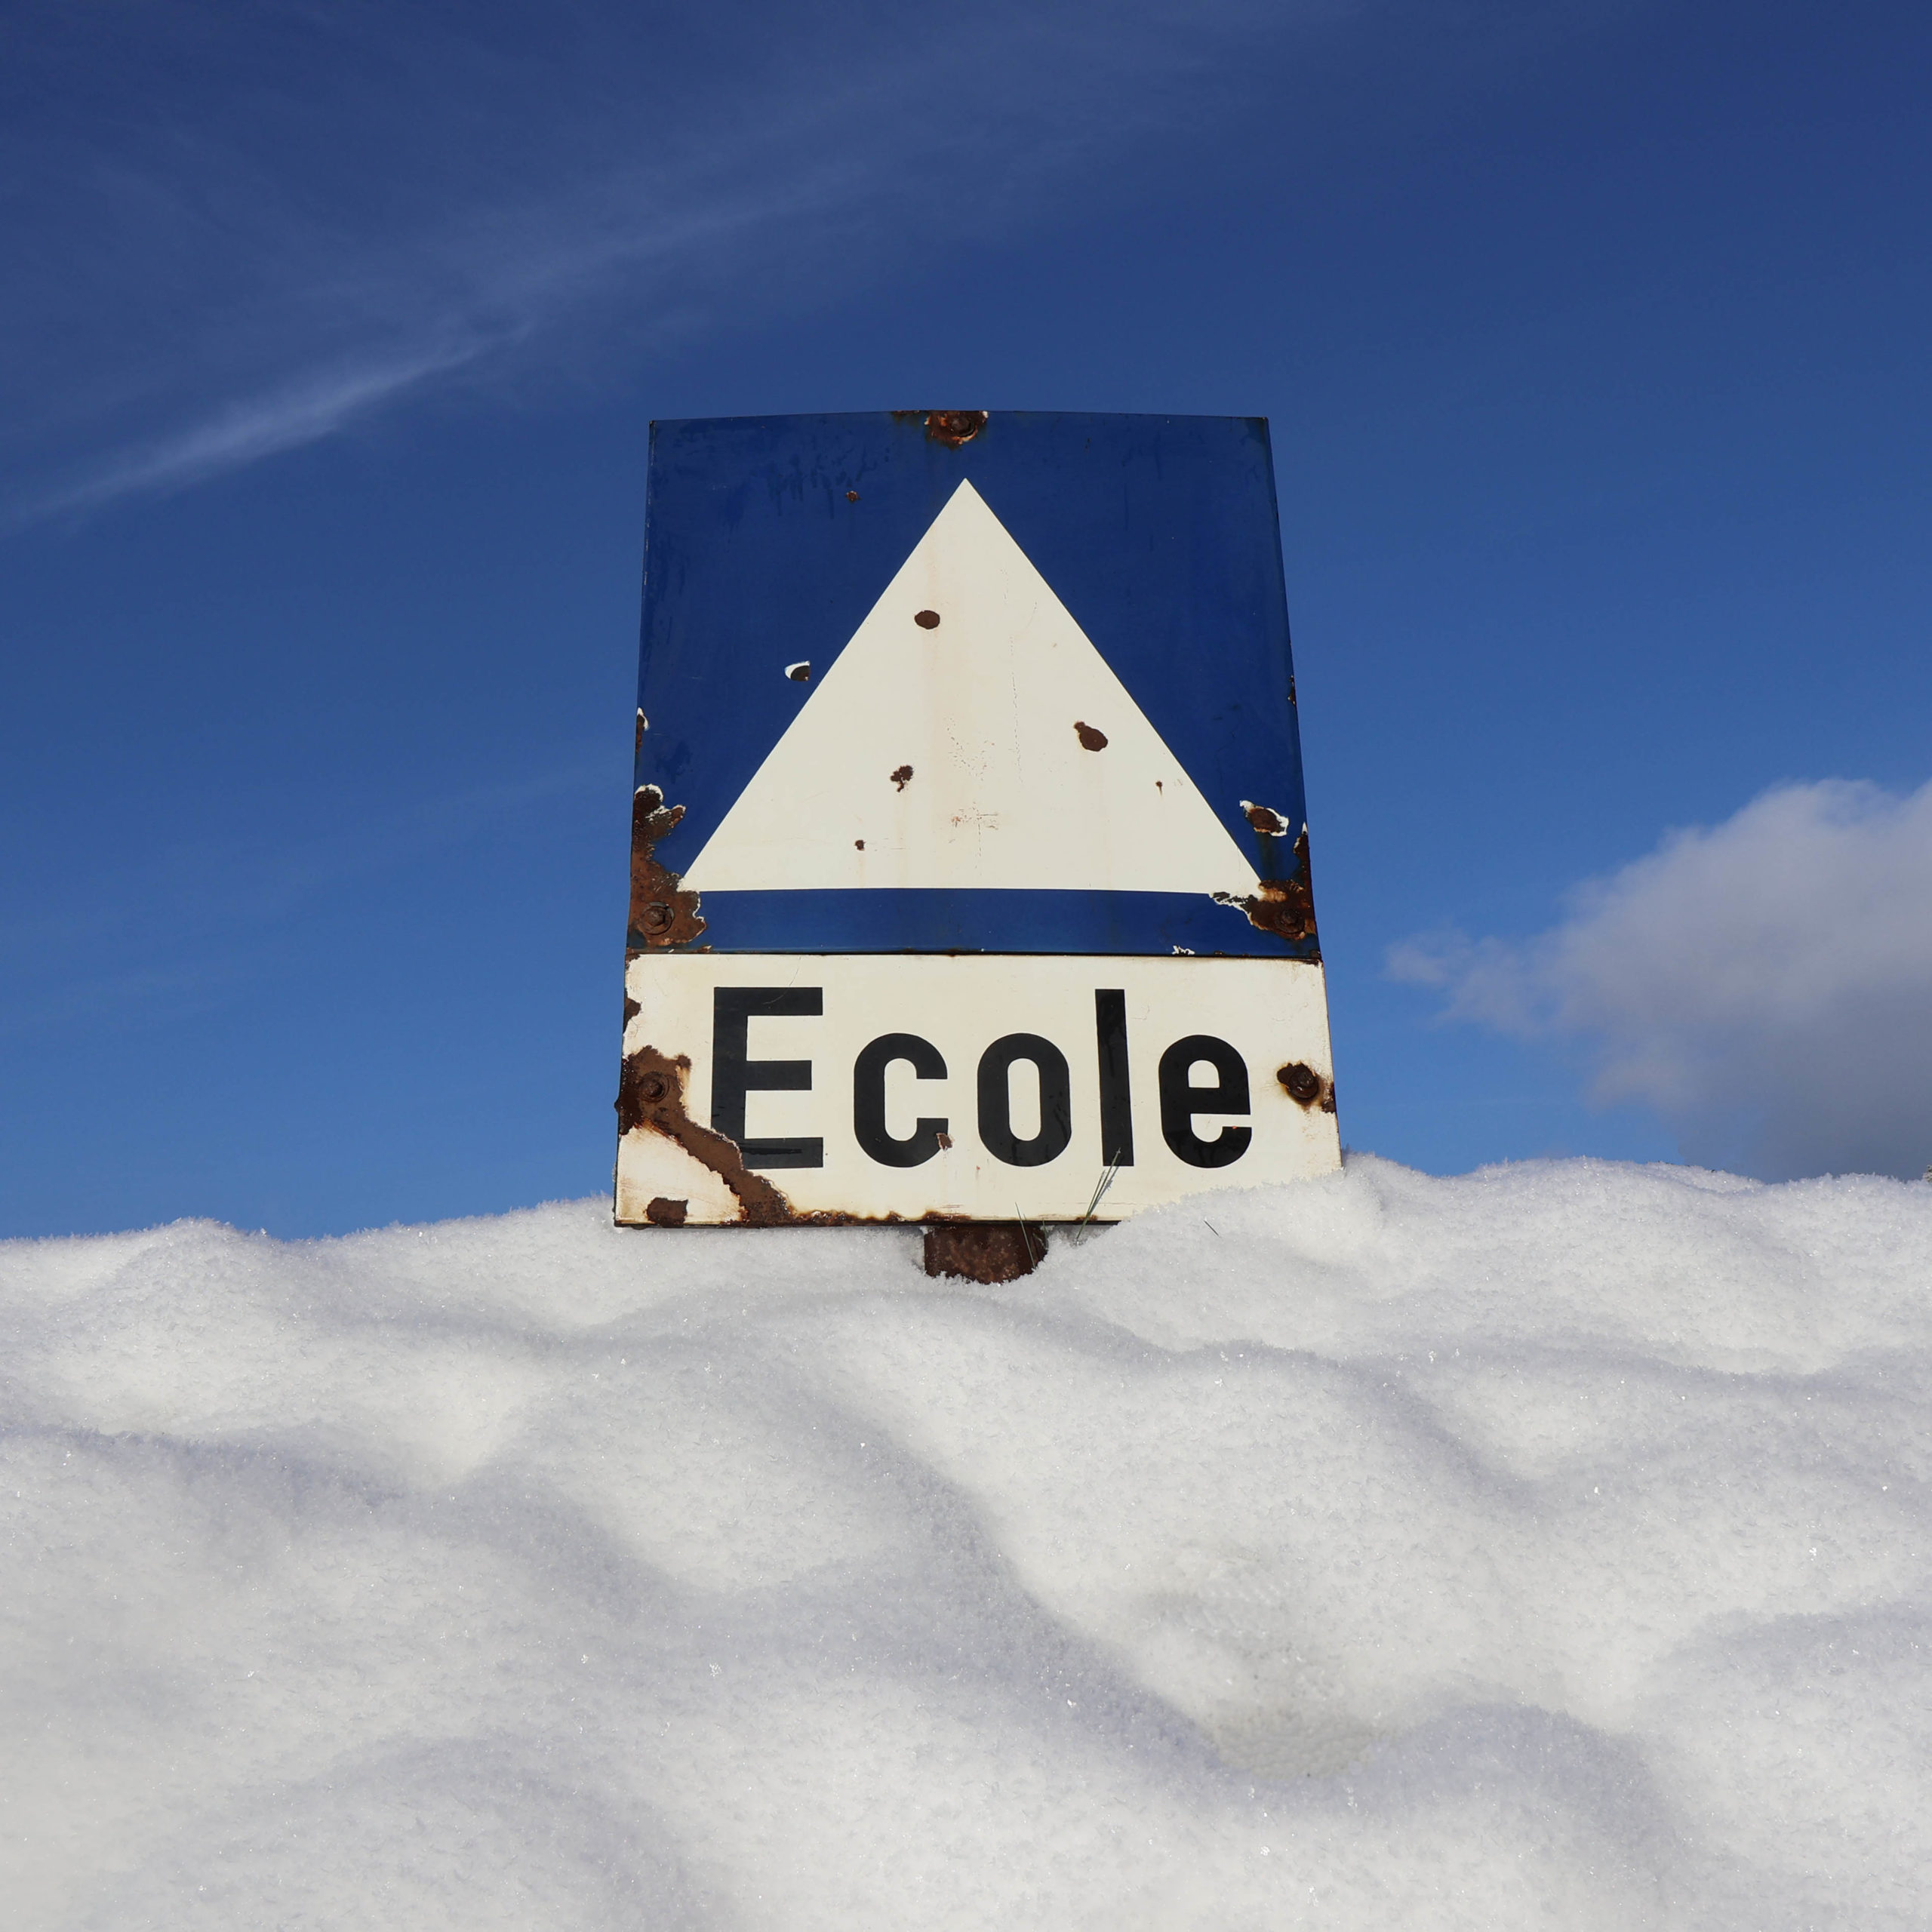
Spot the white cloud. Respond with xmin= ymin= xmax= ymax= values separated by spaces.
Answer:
xmin=1389 ymin=779 xmax=1932 ymax=1180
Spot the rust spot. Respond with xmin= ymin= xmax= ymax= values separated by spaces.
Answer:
xmin=1243 ymin=801 xmax=1290 ymax=836
xmin=1214 ymin=826 xmax=1319 ymax=955
xmin=623 ymin=995 xmax=640 ymax=1026
xmin=617 ymin=1044 xmax=792 ymax=1224
xmin=924 ymin=410 xmax=987 ymax=447
xmin=797 ymin=1208 xmax=924 ymax=1226
xmin=786 ymin=661 xmax=811 ymax=682
xmin=1074 ymin=721 xmax=1109 ymax=751
xmin=1277 ymin=1061 xmax=1327 ymax=1108
xmin=634 ymin=709 xmax=647 ymax=755
xmin=924 ymin=1221 xmax=1044 ymax=1283
xmin=628 ymin=785 xmax=705 ymax=949
xmin=890 ymin=764 xmax=913 ymax=791
xmin=617 ymin=1050 xmax=961 ymax=1229
xmin=846 ymin=489 xmax=860 ymax=503
xmin=934 ymin=1130 xmax=952 ymax=1149
xmin=854 ymin=838 xmax=865 ymax=850
xmin=914 ymin=609 xmax=941 ymax=629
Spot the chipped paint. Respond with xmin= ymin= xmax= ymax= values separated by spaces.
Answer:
xmin=1214 ymin=826 xmax=1319 ymax=955
xmin=616 ymin=1044 xmax=790 ymax=1223
xmin=888 ymin=408 xmax=988 ymax=447
xmin=924 ymin=410 xmax=987 ymax=447
xmin=627 ymin=785 xmax=706 ymax=949
xmin=616 ymin=1032 xmax=970 ymax=1229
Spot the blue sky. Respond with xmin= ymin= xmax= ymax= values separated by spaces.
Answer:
xmin=3 ymin=0 xmax=1929 ymax=1237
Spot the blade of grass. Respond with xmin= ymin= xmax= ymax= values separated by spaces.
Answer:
xmin=1068 ymin=1159 xmax=1122 ymax=1244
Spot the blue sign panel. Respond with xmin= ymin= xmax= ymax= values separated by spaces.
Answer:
xmin=628 ymin=410 xmax=1318 ymax=961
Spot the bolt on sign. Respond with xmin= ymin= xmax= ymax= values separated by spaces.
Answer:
xmin=616 ymin=410 xmax=1339 ymax=1229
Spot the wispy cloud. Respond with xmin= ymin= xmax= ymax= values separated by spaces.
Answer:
xmin=26 ymin=346 xmax=479 ymax=520
xmin=3 ymin=0 xmax=1315 ymax=522
xmin=1389 ymin=778 xmax=1932 ymax=1180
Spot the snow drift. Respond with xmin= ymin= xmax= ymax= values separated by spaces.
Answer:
xmin=6 ymin=1155 xmax=1931 ymax=1928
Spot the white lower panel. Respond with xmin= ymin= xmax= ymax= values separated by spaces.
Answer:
xmin=616 ymin=952 xmax=1339 ymax=1225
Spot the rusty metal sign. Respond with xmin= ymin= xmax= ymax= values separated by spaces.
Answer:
xmin=617 ymin=410 xmax=1340 ymax=1229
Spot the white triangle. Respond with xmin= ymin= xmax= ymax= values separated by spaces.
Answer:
xmin=680 ymin=479 xmax=1262 ymax=897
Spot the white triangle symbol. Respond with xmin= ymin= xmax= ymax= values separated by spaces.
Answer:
xmin=681 ymin=479 xmax=1262 ymax=897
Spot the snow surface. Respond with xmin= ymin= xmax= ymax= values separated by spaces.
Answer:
xmin=6 ymin=1154 xmax=1931 ymax=1928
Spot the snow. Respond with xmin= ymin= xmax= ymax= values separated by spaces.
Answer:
xmin=6 ymin=1154 xmax=1931 ymax=1928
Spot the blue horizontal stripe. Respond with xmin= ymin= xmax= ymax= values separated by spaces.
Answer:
xmin=672 ymin=888 xmax=1314 ymax=959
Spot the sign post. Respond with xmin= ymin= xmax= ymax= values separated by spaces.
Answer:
xmin=616 ymin=411 xmax=1338 ymax=1262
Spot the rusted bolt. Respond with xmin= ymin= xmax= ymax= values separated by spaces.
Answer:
xmin=925 ymin=410 xmax=986 ymax=447
xmin=786 ymin=661 xmax=811 ymax=681
xmin=1244 ymin=802 xmax=1289 ymax=835
xmin=914 ymin=609 xmax=940 ymax=629
xmin=1074 ymin=721 xmax=1109 ymax=751
xmin=641 ymin=902 xmax=674 ymax=934
xmin=637 ymin=1071 xmax=669 ymax=1103
xmin=1278 ymin=1062 xmax=1323 ymax=1106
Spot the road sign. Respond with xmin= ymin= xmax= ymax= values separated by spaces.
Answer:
xmin=616 ymin=410 xmax=1339 ymax=1228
